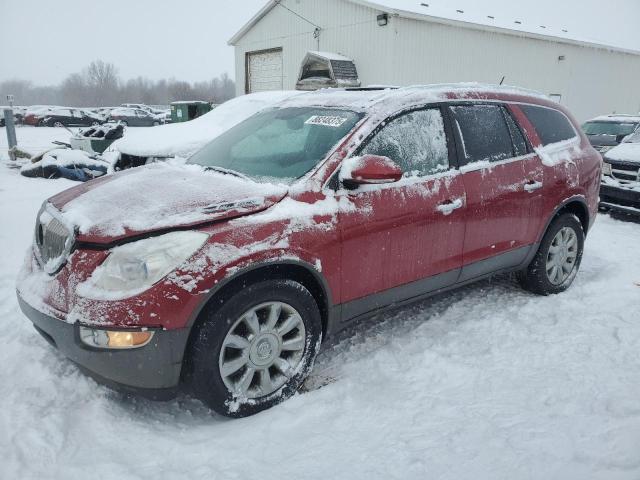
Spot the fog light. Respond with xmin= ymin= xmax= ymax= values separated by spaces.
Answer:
xmin=79 ymin=326 xmax=154 ymax=349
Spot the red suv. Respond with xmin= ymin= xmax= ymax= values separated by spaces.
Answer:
xmin=17 ymin=85 xmax=601 ymax=417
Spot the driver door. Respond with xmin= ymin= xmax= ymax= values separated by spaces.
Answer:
xmin=337 ymin=107 xmax=466 ymax=321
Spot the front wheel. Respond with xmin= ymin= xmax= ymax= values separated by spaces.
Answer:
xmin=187 ymin=279 xmax=322 ymax=417
xmin=54 ymin=121 xmax=64 ymax=128
xmin=518 ymin=213 xmax=584 ymax=295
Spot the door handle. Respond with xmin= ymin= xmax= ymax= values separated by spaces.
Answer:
xmin=524 ymin=180 xmax=543 ymax=193
xmin=436 ymin=198 xmax=464 ymax=215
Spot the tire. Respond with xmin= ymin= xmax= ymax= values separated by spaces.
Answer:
xmin=518 ymin=213 xmax=584 ymax=295
xmin=152 ymin=121 xmax=160 ymax=127
xmin=187 ymin=279 xmax=322 ymax=418
xmin=91 ymin=121 xmax=100 ymax=126
xmin=54 ymin=121 xmax=64 ymax=128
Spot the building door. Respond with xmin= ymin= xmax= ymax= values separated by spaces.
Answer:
xmin=246 ymin=48 xmax=283 ymax=93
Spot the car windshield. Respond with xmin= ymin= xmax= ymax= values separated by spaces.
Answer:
xmin=187 ymin=107 xmax=363 ymax=183
xmin=582 ymin=121 xmax=638 ymax=136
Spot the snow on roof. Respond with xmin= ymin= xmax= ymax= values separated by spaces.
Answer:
xmin=306 ymin=51 xmax=354 ymax=61
xmin=170 ymin=101 xmax=210 ymax=105
xmin=587 ymin=114 xmax=640 ymax=123
xmin=277 ymin=83 xmax=548 ymax=112
xmin=229 ymin=0 xmax=640 ymax=55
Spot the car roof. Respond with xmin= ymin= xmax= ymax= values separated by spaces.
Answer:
xmin=587 ymin=114 xmax=640 ymax=123
xmin=275 ymin=83 xmax=553 ymax=116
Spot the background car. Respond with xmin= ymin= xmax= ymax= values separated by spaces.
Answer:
xmin=582 ymin=114 xmax=640 ymax=155
xmin=22 ymin=106 xmax=58 ymax=126
xmin=40 ymin=108 xmax=104 ymax=127
xmin=108 ymin=107 xmax=161 ymax=127
xmin=601 ymin=130 xmax=640 ymax=213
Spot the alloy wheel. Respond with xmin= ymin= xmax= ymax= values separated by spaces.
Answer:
xmin=218 ymin=301 xmax=306 ymax=399
xmin=546 ymin=227 xmax=578 ymax=285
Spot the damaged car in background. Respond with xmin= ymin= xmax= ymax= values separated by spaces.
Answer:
xmin=110 ymin=90 xmax=301 ymax=170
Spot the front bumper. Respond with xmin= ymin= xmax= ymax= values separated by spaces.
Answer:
xmin=17 ymin=293 xmax=190 ymax=399
xmin=600 ymin=183 xmax=640 ymax=211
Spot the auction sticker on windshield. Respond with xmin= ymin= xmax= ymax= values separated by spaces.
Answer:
xmin=305 ymin=115 xmax=349 ymax=127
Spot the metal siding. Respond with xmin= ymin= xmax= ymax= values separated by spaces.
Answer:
xmin=234 ymin=0 xmax=640 ymax=121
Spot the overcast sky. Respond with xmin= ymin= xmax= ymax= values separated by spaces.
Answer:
xmin=1 ymin=0 xmax=638 ymax=85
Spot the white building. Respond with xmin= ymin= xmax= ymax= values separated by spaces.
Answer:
xmin=229 ymin=0 xmax=640 ymax=121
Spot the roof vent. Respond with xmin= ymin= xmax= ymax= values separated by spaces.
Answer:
xmin=296 ymin=51 xmax=361 ymax=91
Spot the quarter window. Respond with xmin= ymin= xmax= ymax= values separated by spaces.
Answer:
xmin=361 ymin=108 xmax=449 ymax=177
xmin=520 ymin=105 xmax=577 ymax=146
xmin=451 ymin=105 xmax=514 ymax=164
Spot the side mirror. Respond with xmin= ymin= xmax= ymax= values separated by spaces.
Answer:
xmin=342 ymin=154 xmax=403 ymax=187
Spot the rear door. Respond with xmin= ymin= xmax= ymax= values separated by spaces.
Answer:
xmin=338 ymin=106 xmax=466 ymax=320
xmin=449 ymin=103 xmax=539 ymax=281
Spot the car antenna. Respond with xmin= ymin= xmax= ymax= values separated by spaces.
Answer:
xmin=499 ymin=76 xmax=506 ymax=85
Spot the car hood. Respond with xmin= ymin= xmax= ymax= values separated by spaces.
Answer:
xmin=605 ymin=142 xmax=640 ymax=164
xmin=48 ymin=163 xmax=288 ymax=244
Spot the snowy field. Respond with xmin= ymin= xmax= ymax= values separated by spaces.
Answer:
xmin=1 ymin=127 xmax=640 ymax=479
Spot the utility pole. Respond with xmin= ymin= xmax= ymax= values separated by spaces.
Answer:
xmin=4 ymin=94 xmax=17 ymax=161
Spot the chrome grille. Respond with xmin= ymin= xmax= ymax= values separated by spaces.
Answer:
xmin=35 ymin=207 xmax=74 ymax=274
xmin=609 ymin=161 xmax=640 ymax=182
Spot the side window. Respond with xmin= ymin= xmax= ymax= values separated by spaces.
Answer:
xmin=361 ymin=108 xmax=449 ymax=177
xmin=520 ymin=105 xmax=577 ymax=146
xmin=502 ymin=108 xmax=529 ymax=157
xmin=450 ymin=104 xmax=513 ymax=164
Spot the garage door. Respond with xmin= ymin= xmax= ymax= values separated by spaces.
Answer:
xmin=246 ymin=48 xmax=283 ymax=93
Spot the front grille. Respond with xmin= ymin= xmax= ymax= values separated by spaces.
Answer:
xmin=609 ymin=161 xmax=640 ymax=182
xmin=35 ymin=207 xmax=74 ymax=274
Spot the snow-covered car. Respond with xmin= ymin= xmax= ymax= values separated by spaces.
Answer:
xmin=17 ymin=84 xmax=600 ymax=418
xmin=40 ymin=108 xmax=104 ymax=127
xmin=112 ymin=91 xmax=302 ymax=170
xmin=107 ymin=107 xmax=162 ymax=127
xmin=582 ymin=114 xmax=640 ymax=156
xmin=601 ymin=130 xmax=640 ymax=213
xmin=22 ymin=106 xmax=61 ymax=126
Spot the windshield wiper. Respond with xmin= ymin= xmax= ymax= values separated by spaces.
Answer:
xmin=204 ymin=166 xmax=251 ymax=181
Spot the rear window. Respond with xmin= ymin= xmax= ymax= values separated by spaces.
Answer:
xmin=520 ymin=105 xmax=577 ymax=146
xmin=451 ymin=105 xmax=514 ymax=164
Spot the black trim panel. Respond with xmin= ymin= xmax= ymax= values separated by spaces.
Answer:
xmin=18 ymin=294 xmax=188 ymax=393
xmin=334 ymin=244 xmax=537 ymax=334
xmin=458 ymin=245 xmax=531 ymax=283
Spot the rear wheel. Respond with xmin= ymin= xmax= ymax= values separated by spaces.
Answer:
xmin=152 ymin=121 xmax=160 ymax=127
xmin=54 ymin=121 xmax=64 ymax=128
xmin=518 ymin=213 xmax=584 ymax=295
xmin=187 ymin=279 xmax=322 ymax=417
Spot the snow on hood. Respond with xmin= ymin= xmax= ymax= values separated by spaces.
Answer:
xmin=605 ymin=142 xmax=640 ymax=163
xmin=112 ymin=91 xmax=303 ymax=159
xmin=48 ymin=163 xmax=288 ymax=243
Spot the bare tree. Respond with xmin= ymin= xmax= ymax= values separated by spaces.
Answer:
xmin=0 ymin=61 xmax=236 ymax=107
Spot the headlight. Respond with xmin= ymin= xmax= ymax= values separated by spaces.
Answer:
xmin=599 ymin=146 xmax=613 ymax=154
xmin=77 ymin=231 xmax=208 ymax=300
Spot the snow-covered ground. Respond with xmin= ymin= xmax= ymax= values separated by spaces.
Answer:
xmin=2 ymin=127 xmax=640 ymax=479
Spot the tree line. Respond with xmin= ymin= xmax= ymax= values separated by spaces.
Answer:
xmin=0 ymin=60 xmax=236 ymax=107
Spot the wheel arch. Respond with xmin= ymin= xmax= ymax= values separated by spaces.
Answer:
xmin=540 ymin=196 xmax=590 ymax=242
xmin=185 ymin=259 xmax=332 ymax=338
xmin=179 ymin=260 xmax=333 ymax=384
